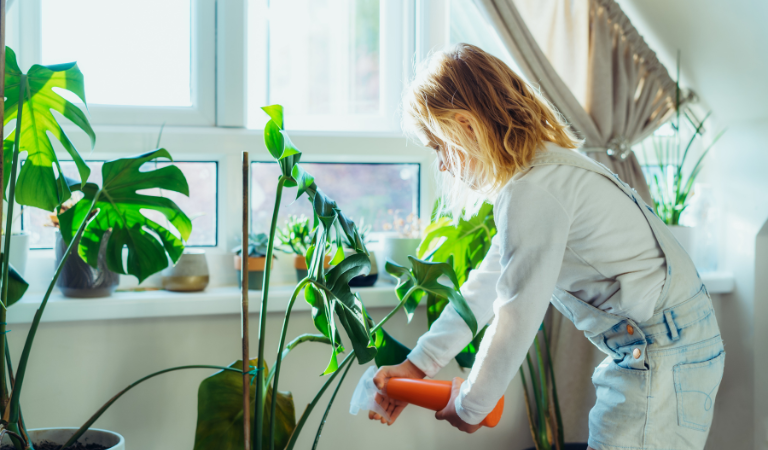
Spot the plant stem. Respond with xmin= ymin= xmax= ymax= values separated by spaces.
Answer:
xmin=519 ymin=368 xmax=540 ymax=450
xmin=0 ymin=0 xmax=6 ymax=411
xmin=540 ymin=321 xmax=564 ymax=450
xmin=58 ymin=365 xmax=241 ymax=450
xmin=267 ymin=334 xmax=331 ymax=387
xmin=311 ymin=358 xmax=354 ymax=450
xmin=0 ymin=73 xmax=25 ymax=425
xmin=255 ymin=175 xmax=288 ymax=448
xmin=368 ymin=285 xmax=419 ymax=336
xmin=286 ymin=351 xmax=355 ymax=450
xmin=6 ymin=189 xmax=101 ymax=424
xmin=241 ymin=152 xmax=250 ymax=450
xmin=269 ymin=278 xmax=310 ymax=450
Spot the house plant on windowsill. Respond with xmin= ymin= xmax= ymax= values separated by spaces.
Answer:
xmin=380 ymin=209 xmax=422 ymax=277
xmin=233 ymin=232 xmax=270 ymax=291
xmin=638 ymin=53 xmax=725 ymax=258
xmin=343 ymin=218 xmax=378 ymax=287
xmin=276 ymin=214 xmax=330 ymax=281
xmin=0 ymin=46 xmax=198 ymax=448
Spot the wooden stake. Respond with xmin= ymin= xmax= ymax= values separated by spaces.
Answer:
xmin=241 ymin=151 xmax=250 ymax=449
xmin=0 ymin=0 xmax=9 ymax=415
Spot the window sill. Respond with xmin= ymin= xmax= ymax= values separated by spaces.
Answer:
xmin=7 ymin=282 xmax=401 ymax=325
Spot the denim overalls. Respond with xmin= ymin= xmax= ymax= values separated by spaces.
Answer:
xmin=529 ymin=147 xmax=725 ymax=450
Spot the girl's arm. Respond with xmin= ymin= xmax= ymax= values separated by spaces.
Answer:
xmin=453 ymin=181 xmax=570 ymax=425
xmin=406 ymin=234 xmax=503 ymax=377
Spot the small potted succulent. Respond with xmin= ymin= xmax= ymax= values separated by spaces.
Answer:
xmin=233 ymin=232 xmax=270 ymax=290
xmin=344 ymin=218 xmax=378 ymax=287
xmin=276 ymin=214 xmax=330 ymax=280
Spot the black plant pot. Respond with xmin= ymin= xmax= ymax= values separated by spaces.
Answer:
xmin=524 ymin=445 xmax=588 ymax=450
xmin=55 ymin=230 xmax=119 ymax=298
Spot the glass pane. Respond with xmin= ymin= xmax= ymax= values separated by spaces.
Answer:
xmin=247 ymin=0 xmax=380 ymax=127
xmin=23 ymin=161 xmax=217 ymax=249
xmin=251 ymin=163 xmax=419 ymax=235
xmin=449 ymin=0 xmax=524 ymax=80
xmin=41 ymin=0 xmax=192 ymax=107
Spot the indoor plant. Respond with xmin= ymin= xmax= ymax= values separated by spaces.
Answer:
xmin=344 ymin=218 xmax=378 ymax=287
xmin=276 ymin=214 xmax=330 ymax=280
xmin=638 ymin=53 xmax=724 ymax=256
xmin=380 ymin=210 xmax=422 ymax=273
xmin=0 ymin=45 xmax=198 ymax=448
xmin=233 ymin=232 xmax=270 ymax=290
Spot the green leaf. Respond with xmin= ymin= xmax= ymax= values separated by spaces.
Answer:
xmin=280 ymin=131 xmax=301 ymax=159
xmin=3 ymin=46 xmax=94 ymax=211
xmin=263 ymin=120 xmax=285 ymax=160
xmin=373 ymin=328 xmax=411 ymax=367
xmin=262 ymin=104 xmax=284 ymax=129
xmin=58 ymin=149 xmax=192 ymax=283
xmin=193 ymin=359 xmax=296 ymax=450
xmin=290 ymin=164 xmax=315 ymax=200
xmin=312 ymin=190 xmax=338 ymax=229
xmin=0 ymin=257 xmax=29 ymax=307
xmin=454 ymin=326 xmax=487 ymax=368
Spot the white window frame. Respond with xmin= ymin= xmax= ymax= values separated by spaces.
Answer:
xmin=10 ymin=0 xmax=216 ymax=127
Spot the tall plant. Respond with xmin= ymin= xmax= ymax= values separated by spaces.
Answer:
xmin=417 ymin=203 xmax=564 ymax=450
xmin=639 ymin=52 xmax=725 ymax=225
xmin=191 ymin=105 xmax=478 ymax=450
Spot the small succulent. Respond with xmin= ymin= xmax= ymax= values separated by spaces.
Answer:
xmin=232 ymin=232 xmax=270 ymax=258
xmin=344 ymin=217 xmax=372 ymax=249
xmin=276 ymin=215 xmax=312 ymax=256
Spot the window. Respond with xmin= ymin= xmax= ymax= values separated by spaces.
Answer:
xmin=13 ymin=0 xmax=216 ymax=125
xmin=250 ymin=162 xmax=419 ymax=234
xmin=22 ymin=161 xmax=218 ymax=249
xmin=247 ymin=0 xmax=403 ymax=132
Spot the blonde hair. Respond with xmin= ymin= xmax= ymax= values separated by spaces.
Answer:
xmin=402 ymin=43 xmax=580 ymax=218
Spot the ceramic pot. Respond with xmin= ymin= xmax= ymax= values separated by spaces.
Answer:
xmin=1 ymin=233 xmax=30 ymax=277
xmin=344 ymin=248 xmax=378 ymax=287
xmin=381 ymin=237 xmax=421 ymax=270
xmin=294 ymin=254 xmax=331 ymax=281
xmin=162 ymin=249 xmax=209 ymax=292
xmin=669 ymin=225 xmax=695 ymax=257
xmin=0 ymin=427 xmax=125 ymax=449
xmin=55 ymin=230 xmax=119 ymax=298
xmin=234 ymin=255 xmax=268 ymax=290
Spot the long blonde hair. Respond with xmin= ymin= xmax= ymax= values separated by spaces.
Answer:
xmin=402 ymin=43 xmax=580 ymax=218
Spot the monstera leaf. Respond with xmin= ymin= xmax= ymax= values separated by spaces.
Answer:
xmin=373 ymin=328 xmax=411 ymax=368
xmin=58 ymin=149 xmax=192 ymax=282
xmin=0 ymin=256 xmax=29 ymax=308
xmin=194 ymin=359 xmax=296 ymax=450
xmin=385 ymin=256 xmax=477 ymax=336
xmin=3 ymin=46 xmax=94 ymax=211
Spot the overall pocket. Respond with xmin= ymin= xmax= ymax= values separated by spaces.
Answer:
xmin=673 ymin=350 xmax=725 ymax=432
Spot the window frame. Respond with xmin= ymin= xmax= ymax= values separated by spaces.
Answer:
xmin=11 ymin=0 xmax=216 ymax=127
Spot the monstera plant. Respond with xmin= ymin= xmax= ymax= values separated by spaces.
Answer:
xmin=190 ymin=105 xmax=478 ymax=450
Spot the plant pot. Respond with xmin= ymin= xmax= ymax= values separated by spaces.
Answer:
xmin=381 ymin=237 xmax=421 ymax=271
xmin=294 ymin=254 xmax=331 ymax=281
xmin=344 ymin=249 xmax=378 ymax=287
xmin=234 ymin=255 xmax=268 ymax=290
xmin=55 ymin=230 xmax=119 ymax=298
xmin=669 ymin=224 xmax=695 ymax=257
xmin=523 ymin=445 xmax=588 ymax=450
xmin=162 ymin=249 xmax=209 ymax=292
xmin=1 ymin=233 xmax=30 ymax=277
xmin=0 ymin=427 xmax=125 ymax=450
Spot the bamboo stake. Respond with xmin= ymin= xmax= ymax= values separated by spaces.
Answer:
xmin=0 ymin=0 xmax=8 ymax=416
xmin=241 ymin=151 xmax=250 ymax=450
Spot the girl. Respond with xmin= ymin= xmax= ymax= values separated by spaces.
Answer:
xmin=369 ymin=44 xmax=724 ymax=450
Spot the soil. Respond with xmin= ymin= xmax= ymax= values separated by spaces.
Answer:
xmin=1 ymin=442 xmax=107 ymax=450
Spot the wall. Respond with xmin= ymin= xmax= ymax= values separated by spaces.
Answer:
xmin=7 ymin=304 xmax=534 ymax=450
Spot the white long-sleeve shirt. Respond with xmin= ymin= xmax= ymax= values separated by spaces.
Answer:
xmin=406 ymin=148 xmax=666 ymax=425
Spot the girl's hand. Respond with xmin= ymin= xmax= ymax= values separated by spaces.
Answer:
xmin=368 ymin=359 xmax=426 ymax=425
xmin=435 ymin=377 xmax=483 ymax=434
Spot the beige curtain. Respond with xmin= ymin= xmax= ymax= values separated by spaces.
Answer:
xmin=472 ymin=0 xmax=680 ymax=443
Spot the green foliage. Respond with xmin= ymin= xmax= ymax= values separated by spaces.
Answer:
xmin=638 ymin=53 xmax=725 ymax=226
xmin=233 ymin=232 xmax=270 ymax=257
xmin=58 ymin=149 xmax=192 ymax=283
xmin=194 ymin=359 xmax=296 ymax=450
xmin=416 ymin=202 xmax=496 ymax=368
xmin=276 ymin=215 xmax=312 ymax=256
xmin=2 ymin=47 xmax=94 ymax=211
xmin=0 ymin=259 xmax=28 ymax=308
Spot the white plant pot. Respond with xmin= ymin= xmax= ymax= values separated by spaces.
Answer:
xmin=381 ymin=237 xmax=421 ymax=278
xmin=669 ymin=225 xmax=695 ymax=257
xmin=0 ymin=427 xmax=125 ymax=449
xmin=0 ymin=233 xmax=30 ymax=277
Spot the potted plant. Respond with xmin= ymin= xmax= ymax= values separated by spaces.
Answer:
xmin=380 ymin=209 xmax=422 ymax=272
xmin=233 ymin=232 xmax=270 ymax=290
xmin=162 ymin=248 xmax=210 ymax=292
xmin=276 ymin=214 xmax=330 ymax=280
xmin=638 ymin=53 xmax=724 ymax=257
xmin=0 ymin=46 xmax=198 ymax=448
xmin=344 ymin=218 xmax=378 ymax=287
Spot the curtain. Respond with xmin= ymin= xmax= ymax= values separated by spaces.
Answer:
xmin=472 ymin=0 xmax=679 ymax=442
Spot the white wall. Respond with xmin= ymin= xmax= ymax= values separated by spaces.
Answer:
xmin=8 ymin=305 xmax=534 ymax=450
